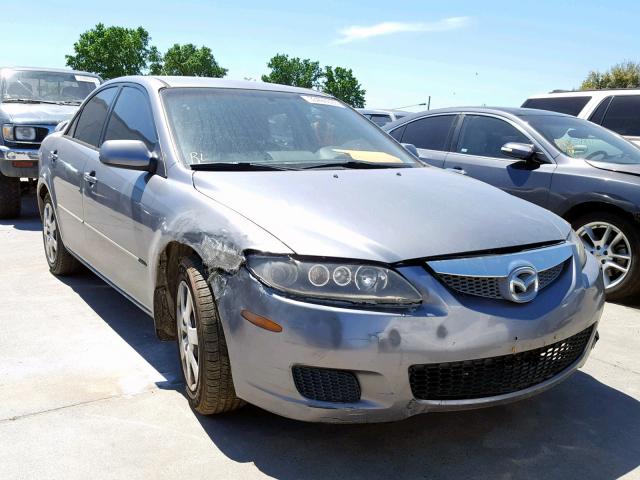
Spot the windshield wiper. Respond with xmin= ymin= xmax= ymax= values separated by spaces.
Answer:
xmin=190 ymin=162 xmax=297 ymax=172
xmin=302 ymin=160 xmax=414 ymax=170
xmin=2 ymin=98 xmax=71 ymax=105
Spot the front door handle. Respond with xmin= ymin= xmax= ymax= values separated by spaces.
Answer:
xmin=49 ymin=150 xmax=58 ymax=163
xmin=446 ymin=167 xmax=467 ymax=175
xmin=83 ymin=171 xmax=97 ymax=186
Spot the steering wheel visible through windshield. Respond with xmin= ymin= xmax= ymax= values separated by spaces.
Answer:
xmin=523 ymin=114 xmax=640 ymax=164
xmin=161 ymin=87 xmax=419 ymax=169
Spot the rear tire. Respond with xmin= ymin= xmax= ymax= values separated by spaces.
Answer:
xmin=42 ymin=194 xmax=81 ymax=275
xmin=0 ymin=173 xmax=21 ymax=219
xmin=175 ymin=256 xmax=244 ymax=415
xmin=572 ymin=210 xmax=640 ymax=302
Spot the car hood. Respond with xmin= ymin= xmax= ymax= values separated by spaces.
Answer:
xmin=0 ymin=103 xmax=78 ymax=125
xmin=587 ymin=160 xmax=640 ymax=177
xmin=193 ymin=167 xmax=570 ymax=262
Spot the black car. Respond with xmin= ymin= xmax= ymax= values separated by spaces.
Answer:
xmin=384 ymin=107 xmax=640 ymax=301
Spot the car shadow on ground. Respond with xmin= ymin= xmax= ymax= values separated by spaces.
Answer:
xmin=57 ymin=267 xmax=640 ymax=480
xmin=12 ymin=193 xmax=639 ymax=479
xmin=0 ymin=194 xmax=41 ymax=231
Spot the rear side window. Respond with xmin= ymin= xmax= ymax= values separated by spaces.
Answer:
xmin=73 ymin=87 xmax=117 ymax=147
xmin=456 ymin=115 xmax=530 ymax=159
xmin=601 ymin=95 xmax=640 ymax=136
xmin=104 ymin=87 xmax=157 ymax=149
xmin=369 ymin=114 xmax=392 ymax=126
xmin=588 ymin=96 xmax=613 ymax=124
xmin=400 ymin=115 xmax=456 ymax=151
xmin=522 ymin=96 xmax=591 ymax=116
xmin=388 ymin=124 xmax=406 ymax=141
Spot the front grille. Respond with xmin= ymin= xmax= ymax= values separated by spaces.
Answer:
xmin=437 ymin=260 xmax=566 ymax=300
xmin=292 ymin=366 xmax=361 ymax=403
xmin=409 ymin=325 xmax=594 ymax=400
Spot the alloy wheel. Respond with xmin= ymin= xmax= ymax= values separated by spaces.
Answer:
xmin=177 ymin=280 xmax=199 ymax=391
xmin=43 ymin=203 xmax=58 ymax=264
xmin=577 ymin=221 xmax=632 ymax=289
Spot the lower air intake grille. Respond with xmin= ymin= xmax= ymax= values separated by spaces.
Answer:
xmin=292 ymin=366 xmax=361 ymax=403
xmin=409 ymin=325 xmax=594 ymax=400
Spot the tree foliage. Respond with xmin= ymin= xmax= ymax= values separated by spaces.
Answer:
xmin=322 ymin=66 xmax=366 ymax=108
xmin=261 ymin=54 xmax=366 ymax=107
xmin=65 ymin=23 xmax=154 ymax=79
xmin=149 ymin=43 xmax=227 ymax=77
xmin=261 ymin=54 xmax=323 ymax=89
xmin=581 ymin=61 xmax=640 ymax=90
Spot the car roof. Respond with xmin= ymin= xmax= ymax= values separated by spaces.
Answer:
xmin=382 ymin=106 xmax=568 ymax=130
xmin=103 ymin=75 xmax=330 ymax=96
xmin=0 ymin=66 xmax=101 ymax=77
xmin=356 ymin=108 xmax=408 ymax=116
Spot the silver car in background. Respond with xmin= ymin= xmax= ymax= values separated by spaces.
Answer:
xmin=38 ymin=77 xmax=604 ymax=423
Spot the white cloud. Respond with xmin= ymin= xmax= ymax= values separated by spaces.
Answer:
xmin=335 ymin=17 xmax=471 ymax=44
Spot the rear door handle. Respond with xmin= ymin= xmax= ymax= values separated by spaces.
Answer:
xmin=446 ymin=167 xmax=467 ymax=175
xmin=49 ymin=150 xmax=58 ymax=163
xmin=83 ymin=171 xmax=97 ymax=185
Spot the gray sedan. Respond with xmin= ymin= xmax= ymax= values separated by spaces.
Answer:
xmin=385 ymin=107 xmax=640 ymax=301
xmin=38 ymin=78 xmax=603 ymax=423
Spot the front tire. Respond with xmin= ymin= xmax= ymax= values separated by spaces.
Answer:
xmin=42 ymin=194 xmax=81 ymax=275
xmin=0 ymin=173 xmax=21 ymax=219
xmin=572 ymin=210 xmax=640 ymax=301
xmin=175 ymin=256 xmax=244 ymax=415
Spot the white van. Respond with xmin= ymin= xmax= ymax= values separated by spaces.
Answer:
xmin=522 ymin=90 xmax=640 ymax=147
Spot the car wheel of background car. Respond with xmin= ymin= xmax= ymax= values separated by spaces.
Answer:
xmin=0 ymin=173 xmax=21 ymax=219
xmin=42 ymin=195 xmax=82 ymax=275
xmin=175 ymin=256 xmax=244 ymax=415
xmin=573 ymin=211 xmax=640 ymax=301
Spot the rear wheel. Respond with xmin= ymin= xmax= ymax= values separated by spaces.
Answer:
xmin=572 ymin=211 xmax=640 ymax=301
xmin=175 ymin=256 xmax=244 ymax=415
xmin=42 ymin=195 xmax=81 ymax=275
xmin=0 ymin=173 xmax=21 ymax=219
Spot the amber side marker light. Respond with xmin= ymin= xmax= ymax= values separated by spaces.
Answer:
xmin=241 ymin=309 xmax=283 ymax=333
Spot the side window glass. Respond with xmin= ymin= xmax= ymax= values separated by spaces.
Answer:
xmin=601 ymin=96 xmax=640 ymax=136
xmin=389 ymin=124 xmax=406 ymax=141
xmin=457 ymin=116 xmax=530 ymax=159
xmin=103 ymin=87 xmax=157 ymax=149
xmin=73 ymin=88 xmax=118 ymax=147
xmin=588 ymin=96 xmax=613 ymax=124
xmin=401 ymin=115 xmax=456 ymax=151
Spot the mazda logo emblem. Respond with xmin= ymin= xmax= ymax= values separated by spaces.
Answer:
xmin=502 ymin=266 xmax=539 ymax=303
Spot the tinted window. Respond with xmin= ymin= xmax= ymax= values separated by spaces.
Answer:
xmin=104 ymin=87 xmax=157 ymax=149
xmin=588 ymin=96 xmax=613 ymax=124
xmin=457 ymin=115 xmax=530 ymax=159
xmin=388 ymin=124 xmax=406 ymax=141
xmin=522 ymin=96 xmax=591 ymax=116
xmin=401 ymin=115 xmax=456 ymax=151
xmin=369 ymin=114 xmax=392 ymax=126
xmin=73 ymin=88 xmax=117 ymax=147
xmin=601 ymin=95 xmax=640 ymax=136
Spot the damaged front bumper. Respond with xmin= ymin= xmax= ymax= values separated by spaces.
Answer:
xmin=215 ymin=252 xmax=604 ymax=423
xmin=0 ymin=146 xmax=39 ymax=178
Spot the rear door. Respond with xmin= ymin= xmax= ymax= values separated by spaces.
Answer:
xmin=51 ymin=87 xmax=118 ymax=257
xmin=598 ymin=95 xmax=640 ymax=146
xmin=443 ymin=114 xmax=555 ymax=207
xmin=389 ymin=114 xmax=457 ymax=167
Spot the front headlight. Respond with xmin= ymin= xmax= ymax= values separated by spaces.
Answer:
xmin=15 ymin=126 xmax=36 ymax=141
xmin=567 ymin=229 xmax=588 ymax=268
xmin=2 ymin=124 xmax=14 ymax=141
xmin=246 ymin=255 xmax=422 ymax=306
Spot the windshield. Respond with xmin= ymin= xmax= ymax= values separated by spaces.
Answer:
xmin=523 ymin=115 xmax=640 ymax=164
xmin=161 ymin=88 xmax=419 ymax=169
xmin=1 ymin=70 xmax=100 ymax=105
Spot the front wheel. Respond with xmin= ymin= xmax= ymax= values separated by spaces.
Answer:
xmin=0 ymin=173 xmax=21 ymax=219
xmin=175 ymin=256 xmax=244 ymax=415
xmin=573 ymin=211 xmax=640 ymax=301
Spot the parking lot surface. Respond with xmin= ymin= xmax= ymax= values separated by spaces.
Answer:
xmin=1 ymin=197 xmax=639 ymax=480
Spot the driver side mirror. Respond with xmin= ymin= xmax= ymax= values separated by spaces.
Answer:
xmin=501 ymin=142 xmax=536 ymax=161
xmin=99 ymin=140 xmax=157 ymax=173
xmin=401 ymin=143 xmax=419 ymax=158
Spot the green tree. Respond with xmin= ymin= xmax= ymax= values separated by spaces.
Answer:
xmin=581 ymin=61 xmax=640 ymax=90
xmin=261 ymin=54 xmax=323 ymax=89
xmin=149 ymin=43 xmax=227 ymax=77
xmin=322 ymin=66 xmax=366 ymax=107
xmin=65 ymin=23 xmax=154 ymax=79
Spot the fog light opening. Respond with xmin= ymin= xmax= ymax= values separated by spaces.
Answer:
xmin=240 ymin=309 xmax=283 ymax=333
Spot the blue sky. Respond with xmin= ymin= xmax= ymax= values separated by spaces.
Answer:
xmin=3 ymin=0 xmax=639 ymax=111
